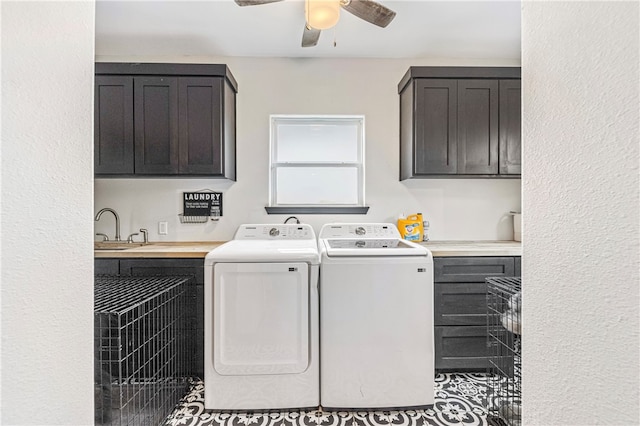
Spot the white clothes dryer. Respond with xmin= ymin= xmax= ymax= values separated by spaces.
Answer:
xmin=318 ymin=223 xmax=434 ymax=410
xmin=204 ymin=224 xmax=320 ymax=410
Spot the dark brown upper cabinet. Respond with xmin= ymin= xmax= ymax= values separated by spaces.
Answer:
xmin=134 ymin=76 xmax=179 ymax=175
xmin=412 ymin=79 xmax=457 ymax=175
xmin=94 ymin=63 xmax=237 ymax=179
xmin=95 ymin=76 xmax=134 ymax=174
xmin=457 ymin=80 xmax=499 ymax=174
xmin=399 ymin=67 xmax=521 ymax=179
xmin=499 ymin=79 xmax=522 ymax=175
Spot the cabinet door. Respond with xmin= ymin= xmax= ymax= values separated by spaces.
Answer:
xmin=94 ymin=76 xmax=134 ymax=174
xmin=94 ymin=258 xmax=119 ymax=275
xmin=222 ymin=78 xmax=237 ymax=181
xmin=134 ymin=77 xmax=180 ymax=174
xmin=435 ymin=282 xmax=490 ymax=326
xmin=499 ymin=80 xmax=522 ymax=175
xmin=178 ymin=77 xmax=223 ymax=175
xmin=414 ymin=79 xmax=457 ymax=175
xmin=435 ymin=326 xmax=490 ymax=371
xmin=434 ymin=257 xmax=515 ymax=283
xmin=119 ymin=258 xmax=204 ymax=282
xmin=457 ymin=80 xmax=499 ymax=174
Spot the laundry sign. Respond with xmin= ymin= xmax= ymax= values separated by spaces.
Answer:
xmin=183 ymin=192 xmax=223 ymax=217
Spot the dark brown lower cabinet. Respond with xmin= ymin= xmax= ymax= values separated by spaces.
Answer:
xmin=95 ymin=258 xmax=205 ymax=378
xmin=435 ymin=282 xmax=489 ymax=327
xmin=95 ymin=255 xmax=521 ymax=376
xmin=434 ymin=256 xmax=520 ymax=371
xmin=435 ymin=326 xmax=492 ymax=370
xmin=94 ymin=258 xmax=119 ymax=275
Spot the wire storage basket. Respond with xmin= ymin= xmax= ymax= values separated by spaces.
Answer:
xmin=486 ymin=276 xmax=521 ymax=426
xmin=94 ymin=275 xmax=194 ymax=425
xmin=178 ymin=213 xmax=220 ymax=223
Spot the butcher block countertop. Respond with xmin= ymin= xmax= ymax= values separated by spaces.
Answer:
xmin=94 ymin=241 xmax=226 ymax=258
xmin=421 ymin=240 xmax=522 ymax=257
xmin=95 ymin=240 xmax=521 ymax=258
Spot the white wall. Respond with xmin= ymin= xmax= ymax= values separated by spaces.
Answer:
xmin=1 ymin=2 xmax=95 ymax=424
xmin=94 ymin=56 xmax=521 ymax=242
xmin=522 ymin=2 xmax=639 ymax=425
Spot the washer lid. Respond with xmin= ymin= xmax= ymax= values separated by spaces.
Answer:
xmin=206 ymin=239 xmax=320 ymax=264
xmin=322 ymin=238 xmax=428 ymax=257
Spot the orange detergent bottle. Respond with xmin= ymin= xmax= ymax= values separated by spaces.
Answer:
xmin=397 ymin=213 xmax=424 ymax=241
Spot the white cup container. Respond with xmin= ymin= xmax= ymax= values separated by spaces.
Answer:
xmin=512 ymin=213 xmax=521 ymax=242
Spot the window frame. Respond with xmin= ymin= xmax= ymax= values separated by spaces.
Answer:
xmin=266 ymin=114 xmax=369 ymax=215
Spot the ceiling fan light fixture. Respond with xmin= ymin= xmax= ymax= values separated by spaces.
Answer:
xmin=305 ymin=0 xmax=340 ymax=30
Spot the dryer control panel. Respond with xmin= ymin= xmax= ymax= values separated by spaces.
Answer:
xmin=234 ymin=224 xmax=316 ymax=240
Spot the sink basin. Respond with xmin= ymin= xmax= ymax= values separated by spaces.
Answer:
xmin=94 ymin=242 xmax=148 ymax=250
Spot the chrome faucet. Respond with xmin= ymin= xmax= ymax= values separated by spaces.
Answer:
xmin=95 ymin=208 xmax=121 ymax=242
xmin=284 ymin=216 xmax=300 ymax=224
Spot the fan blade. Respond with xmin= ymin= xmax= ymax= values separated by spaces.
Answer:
xmin=302 ymin=25 xmax=321 ymax=47
xmin=234 ymin=0 xmax=283 ymax=6
xmin=340 ymin=0 xmax=396 ymax=28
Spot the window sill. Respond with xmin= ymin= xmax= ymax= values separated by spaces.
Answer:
xmin=265 ymin=206 xmax=370 ymax=215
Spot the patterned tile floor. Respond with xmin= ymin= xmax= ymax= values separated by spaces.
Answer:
xmin=166 ymin=373 xmax=492 ymax=426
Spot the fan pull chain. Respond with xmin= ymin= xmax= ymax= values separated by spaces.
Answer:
xmin=333 ymin=27 xmax=337 ymax=47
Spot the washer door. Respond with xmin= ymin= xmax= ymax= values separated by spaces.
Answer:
xmin=213 ymin=262 xmax=309 ymax=375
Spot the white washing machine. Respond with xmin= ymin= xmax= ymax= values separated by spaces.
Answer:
xmin=204 ymin=224 xmax=320 ymax=410
xmin=318 ymin=223 xmax=434 ymax=409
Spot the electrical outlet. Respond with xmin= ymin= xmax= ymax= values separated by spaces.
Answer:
xmin=159 ymin=221 xmax=168 ymax=235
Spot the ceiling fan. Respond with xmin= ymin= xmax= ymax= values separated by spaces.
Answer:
xmin=234 ymin=0 xmax=397 ymax=47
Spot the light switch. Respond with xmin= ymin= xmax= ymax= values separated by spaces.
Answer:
xmin=159 ymin=221 xmax=168 ymax=235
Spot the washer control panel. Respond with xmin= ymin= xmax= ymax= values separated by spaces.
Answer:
xmin=318 ymin=223 xmax=401 ymax=239
xmin=235 ymin=224 xmax=315 ymax=240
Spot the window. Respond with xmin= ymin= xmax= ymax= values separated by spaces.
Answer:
xmin=266 ymin=115 xmax=368 ymax=214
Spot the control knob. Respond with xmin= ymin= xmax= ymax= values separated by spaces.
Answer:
xmin=355 ymin=227 xmax=366 ymax=235
xmin=269 ymin=227 xmax=280 ymax=237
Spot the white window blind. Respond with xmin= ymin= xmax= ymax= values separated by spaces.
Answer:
xmin=269 ymin=115 xmax=365 ymax=210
